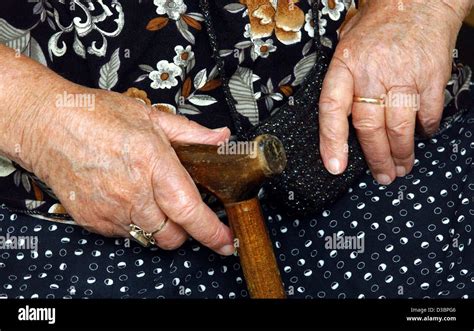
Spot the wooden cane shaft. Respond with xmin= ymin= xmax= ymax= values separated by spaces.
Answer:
xmin=174 ymin=135 xmax=287 ymax=298
xmin=225 ymin=197 xmax=286 ymax=299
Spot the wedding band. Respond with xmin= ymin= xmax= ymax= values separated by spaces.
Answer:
xmin=129 ymin=218 xmax=168 ymax=247
xmin=353 ymin=96 xmax=385 ymax=106
xmin=151 ymin=218 xmax=168 ymax=235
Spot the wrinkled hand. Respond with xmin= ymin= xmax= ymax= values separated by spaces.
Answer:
xmin=319 ymin=0 xmax=465 ymax=185
xmin=29 ymin=85 xmax=235 ymax=255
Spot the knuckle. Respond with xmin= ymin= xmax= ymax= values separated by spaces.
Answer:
xmin=353 ymin=118 xmax=384 ymax=134
xmin=149 ymin=109 xmax=168 ymax=128
xmin=319 ymin=97 xmax=344 ymax=115
xmin=321 ymin=141 xmax=345 ymax=158
xmin=151 ymin=159 xmax=173 ymax=183
xmin=393 ymin=148 xmax=413 ymax=161
xmin=321 ymin=124 xmax=342 ymax=144
xmin=171 ymin=114 xmax=193 ymax=129
xmin=387 ymin=120 xmax=413 ymax=139
xmin=393 ymin=155 xmax=414 ymax=167
xmin=172 ymin=195 xmax=201 ymax=225
xmin=418 ymin=115 xmax=440 ymax=133
xmin=200 ymin=224 xmax=224 ymax=248
xmin=177 ymin=114 xmax=191 ymax=124
xmin=388 ymin=85 xmax=416 ymax=95
xmin=367 ymin=157 xmax=390 ymax=170
xmin=124 ymin=146 xmax=155 ymax=177
xmin=134 ymin=144 xmax=156 ymax=168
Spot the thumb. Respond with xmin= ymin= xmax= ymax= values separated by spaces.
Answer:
xmin=149 ymin=110 xmax=231 ymax=145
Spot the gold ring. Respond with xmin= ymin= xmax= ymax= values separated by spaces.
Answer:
xmin=129 ymin=218 xmax=168 ymax=247
xmin=151 ymin=218 xmax=168 ymax=236
xmin=353 ymin=96 xmax=385 ymax=106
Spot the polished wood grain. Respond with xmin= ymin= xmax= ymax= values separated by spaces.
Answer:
xmin=174 ymin=135 xmax=287 ymax=298
xmin=226 ymin=197 xmax=286 ymax=298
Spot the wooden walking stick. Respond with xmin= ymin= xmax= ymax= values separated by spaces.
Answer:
xmin=174 ymin=134 xmax=287 ymax=299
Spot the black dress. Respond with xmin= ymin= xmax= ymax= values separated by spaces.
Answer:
xmin=0 ymin=0 xmax=472 ymax=298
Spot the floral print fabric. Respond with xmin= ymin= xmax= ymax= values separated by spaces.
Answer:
xmin=0 ymin=1 xmax=473 ymax=300
xmin=0 ymin=0 xmax=355 ymax=216
xmin=0 ymin=0 xmax=471 ymax=222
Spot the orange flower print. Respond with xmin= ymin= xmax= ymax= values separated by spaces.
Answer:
xmin=243 ymin=0 xmax=305 ymax=45
xmin=123 ymin=87 xmax=152 ymax=105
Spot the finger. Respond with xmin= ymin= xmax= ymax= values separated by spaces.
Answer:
xmin=385 ymin=87 xmax=417 ymax=176
xmin=152 ymin=219 xmax=188 ymax=250
xmin=149 ymin=110 xmax=231 ymax=145
xmin=352 ymin=83 xmax=396 ymax=185
xmin=417 ymin=83 xmax=445 ymax=137
xmin=150 ymin=151 xmax=235 ymax=256
xmin=131 ymin=202 xmax=188 ymax=250
xmin=319 ymin=57 xmax=354 ymax=174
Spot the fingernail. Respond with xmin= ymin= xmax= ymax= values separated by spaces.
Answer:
xmin=376 ymin=174 xmax=392 ymax=185
xmin=212 ymin=127 xmax=228 ymax=133
xmin=327 ymin=158 xmax=342 ymax=175
xmin=396 ymin=166 xmax=406 ymax=177
xmin=218 ymin=244 xmax=235 ymax=256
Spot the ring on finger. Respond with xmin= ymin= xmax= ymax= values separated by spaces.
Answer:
xmin=353 ymin=96 xmax=385 ymax=106
xmin=129 ymin=218 xmax=168 ymax=247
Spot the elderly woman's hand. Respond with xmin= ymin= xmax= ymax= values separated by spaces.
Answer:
xmin=32 ymin=86 xmax=235 ymax=255
xmin=0 ymin=44 xmax=234 ymax=255
xmin=319 ymin=0 xmax=471 ymax=185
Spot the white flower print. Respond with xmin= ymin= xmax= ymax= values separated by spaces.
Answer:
xmin=149 ymin=60 xmax=182 ymax=89
xmin=252 ymin=39 xmax=277 ymax=59
xmin=0 ymin=156 xmax=16 ymax=178
xmin=148 ymin=1 xmax=203 ymax=44
xmin=318 ymin=11 xmax=328 ymax=36
xmin=304 ymin=10 xmax=327 ymax=37
xmin=321 ymin=0 xmax=345 ymax=21
xmin=173 ymin=45 xmax=194 ymax=67
xmin=154 ymin=0 xmax=187 ymax=20
xmin=304 ymin=10 xmax=313 ymax=37
xmin=259 ymin=78 xmax=284 ymax=111
xmin=244 ymin=23 xmax=252 ymax=39
xmin=48 ymin=0 xmax=125 ymax=59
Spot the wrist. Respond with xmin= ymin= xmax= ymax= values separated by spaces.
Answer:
xmin=360 ymin=0 xmax=466 ymax=42
xmin=440 ymin=0 xmax=473 ymax=23
xmin=0 ymin=45 xmax=64 ymax=172
xmin=433 ymin=0 xmax=470 ymax=51
xmin=362 ymin=0 xmax=471 ymax=22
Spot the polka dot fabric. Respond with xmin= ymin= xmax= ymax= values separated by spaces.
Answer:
xmin=0 ymin=107 xmax=473 ymax=299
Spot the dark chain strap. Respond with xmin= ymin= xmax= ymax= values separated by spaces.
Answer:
xmin=198 ymin=0 xmax=247 ymax=139
xmin=198 ymin=0 xmax=323 ymax=140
